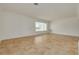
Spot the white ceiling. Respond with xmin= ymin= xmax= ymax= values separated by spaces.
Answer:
xmin=0 ymin=3 xmax=78 ymax=21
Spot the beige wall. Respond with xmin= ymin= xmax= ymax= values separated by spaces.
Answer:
xmin=50 ymin=17 xmax=79 ymax=36
xmin=0 ymin=12 xmax=4 ymax=39
xmin=0 ymin=11 xmax=49 ymax=40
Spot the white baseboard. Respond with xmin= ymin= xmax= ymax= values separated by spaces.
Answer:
xmin=51 ymin=32 xmax=79 ymax=37
xmin=0 ymin=32 xmax=49 ymax=41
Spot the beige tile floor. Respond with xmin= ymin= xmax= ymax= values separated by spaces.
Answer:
xmin=0 ymin=33 xmax=79 ymax=55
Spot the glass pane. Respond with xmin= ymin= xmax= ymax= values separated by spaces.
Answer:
xmin=35 ymin=22 xmax=47 ymax=31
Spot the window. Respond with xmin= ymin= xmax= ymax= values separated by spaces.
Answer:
xmin=35 ymin=22 xmax=47 ymax=31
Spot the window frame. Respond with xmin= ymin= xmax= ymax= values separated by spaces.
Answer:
xmin=35 ymin=22 xmax=47 ymax=32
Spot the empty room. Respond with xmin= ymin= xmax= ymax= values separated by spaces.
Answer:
xmin=0 ymin=3 xmax=79 ymax=55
